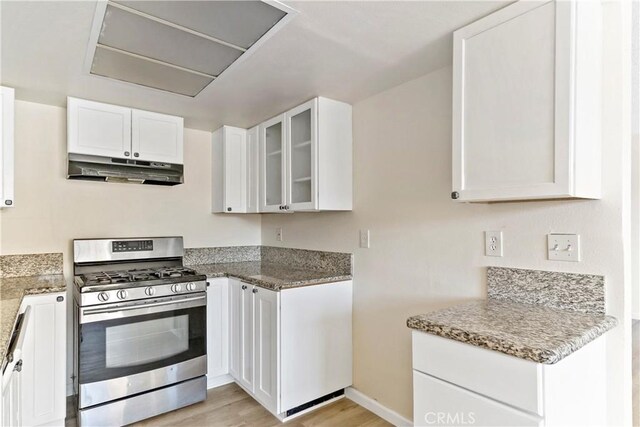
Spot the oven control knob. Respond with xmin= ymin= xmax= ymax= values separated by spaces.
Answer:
xmin=97 ymin=292 xmax=109 ymax=302
xmin=186 ymin=282 xmax=196 ymax=291
xmin=171 ymin=284 xmax=182 ymax=293
xmin=116 ymin=290 xmax=128 ymax=300
xmin=145 ymin=287 xmax=155 ymax=296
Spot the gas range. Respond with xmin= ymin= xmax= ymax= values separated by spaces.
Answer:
xmin=72 ymin=237 xmax=207 ymax=426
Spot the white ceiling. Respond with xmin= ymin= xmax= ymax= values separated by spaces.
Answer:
xmin=1 ymin=1 xmax=509 ymax=131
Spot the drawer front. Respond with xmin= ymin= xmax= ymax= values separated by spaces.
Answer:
xmin=412 ymin=331 xmax=543 ymax=415
xmin=413 ymin=370 xmax=543 ymax=427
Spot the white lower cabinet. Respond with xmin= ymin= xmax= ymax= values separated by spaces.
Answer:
xmin=1 ymin=292 xmax=66 ymax=427
xmin=206 ymin=279 xmax=231 ymax=388
xmin=412 ymin=331 xmax=607 ymax=427
xmin=227 ymin=278 xmax=352 ymax=418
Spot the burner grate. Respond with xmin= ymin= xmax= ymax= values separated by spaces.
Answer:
xmin=82 ymin=267 xmax=198 ymax=286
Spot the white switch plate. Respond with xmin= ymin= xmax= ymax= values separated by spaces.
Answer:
xmin=276 ymin=227 xmax=283 ymax=242
xmin=359 ymin=229 xmax=370 ymax=249
xmin=485 ymin=231 xmax=503 ymax=257
xmin=548 ymin=233 xmax=580 ymax=262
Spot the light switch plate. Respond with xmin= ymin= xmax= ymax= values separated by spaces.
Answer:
xmin=548 ymin=233 xmax=580 ymax=262
xmin=359 ymin=229 xmax=370 ymax=249
xmin=485 ymin=231 xmax=503 ymax=257
xmin=276 ymin=227 xmax=283 ymax=242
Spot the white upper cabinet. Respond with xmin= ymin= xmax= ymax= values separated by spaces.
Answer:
xmin=67 ymin=97 xmax=184 ymax=164
xmin=452 ymin=0 xmax=601 ymax=202
xmin=259 ymin=114 xmax=287 ymax=213
xmin=132 ymin=109 xmax=184 ymax=163
xmin=212 ymin=126 xmax=247 ymax=213
xmin=286 ymin=99 xmax=317 ymax=211
xmin=259 ymin=97 xmax=352 ymax=212
xmin=68 ymin=97 xmax=132 ymax=160
xmin=0 ymin=86 xmax=15 ymax=208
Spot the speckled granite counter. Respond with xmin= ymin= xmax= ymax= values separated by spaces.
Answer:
xmin=0 ymin=275 xmax=67 ymax=364
xmin=407 ymin=299 xmax=616 ymax=364
xmin=407 ymin=267 xmax=618 ymax=364
xmin=188 ymin=262 xmax=352 ymax=291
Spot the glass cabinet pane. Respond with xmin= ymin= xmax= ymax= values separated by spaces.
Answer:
xmin=265 ymin=122 xmax=283 ymax=206
xmin=290 ymin=109 xmax=312 ymax=204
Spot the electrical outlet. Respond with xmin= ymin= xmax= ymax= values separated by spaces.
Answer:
xmin=485 ymin=231 xmax=503 ymax=257
xmin=548 ymin=233 xmax=580 ymax=262
xmin=276 ymin=227 xmax=283 ymax=242
xmin=359 ymin=229 xmax=370 ymax=249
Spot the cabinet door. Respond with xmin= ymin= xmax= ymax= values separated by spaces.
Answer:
xmin=0 ymin=87 xmax=14 ymax=208
xmin=67 ymin=97 xmax=132 ymax=159
xmin=286 ymin=99 xmax=318 ymax=211
xmin=228 ymin=280 xmax=242 ymax=382
xmin=131 ymin=109 xmax=184 ymax=164
xmin=259 ymin=114 xmax=286 ymax=212
xmin=207 ymin=279 xmax=229 ymax=382
xmin=20 ymin=293 xmax=66 ymax=427
xmin=239 ymin=283 xmax=254 ymax=392
xmin=246 ymin=126 xmax=260 ymax=213
xmin=452 ymin=1 xmax=576 ymax=202
xmin=253 ymin=286 xmax=279 ymax=413
xmin=413 ymin=371 xmax=543 ymax=427
xmin=223 ymin=127 xmax=247 ymax=213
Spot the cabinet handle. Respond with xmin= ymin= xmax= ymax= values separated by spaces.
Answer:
xmin=227 ymin=207 xmax=232 ymax=212
xmin=124 ymin=151 xmax=130 ymax=157
xmin=451 ymin=191 xmax=460 ymax=200
xmin=241 ymin=285 xmax=247 ymax=290
xmin=252 ymin=288 xmax=258 ymax=294
xmin=134 ymin=152 xmax=139 ymax=158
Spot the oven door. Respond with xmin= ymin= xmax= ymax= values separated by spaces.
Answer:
xmin=78 ymin=293 xmax=206 ymax=408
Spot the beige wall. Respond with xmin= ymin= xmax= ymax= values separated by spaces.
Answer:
xmin=262 ymin=3 xmax=632 ymax=423
xmin=0 ymin=100 xmax=262 ymax=274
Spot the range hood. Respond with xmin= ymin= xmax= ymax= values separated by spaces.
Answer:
xmin=67 ymin=153 xmax=183 ymax=186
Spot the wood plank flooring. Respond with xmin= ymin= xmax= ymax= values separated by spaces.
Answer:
xmin=131 ymin=383 xmax=391 ymax=427
xmin=67 ymin=383 xmax=392 ymax=427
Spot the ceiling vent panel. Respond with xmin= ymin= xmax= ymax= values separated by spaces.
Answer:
xmin=112 ymin=1 xmax=288 ymax=49
xmin=92 ymin=45 xmax=214 ymax=97
xmin=85 ymin=0 xmax=295 ymax=97
xmin=99 ymin=4 xmax=243 ymax=76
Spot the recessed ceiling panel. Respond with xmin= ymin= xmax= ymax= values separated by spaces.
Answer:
xmin=91 ymin=46 xmax=214 ymax=96
xmin=99 ymin=4 xmax=243 ymax=76
xmin=112 ymin=1 xmax=287 ymax=49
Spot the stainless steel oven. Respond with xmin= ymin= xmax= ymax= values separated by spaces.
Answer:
xmin=73 ymin=237 xmax=208 ymax=426
xmin=78 ymin=293 xmax=206 ymax=408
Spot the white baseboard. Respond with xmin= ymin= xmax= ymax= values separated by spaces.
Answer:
xmin=345 ymin=387 xmax=412 ymax=427
xmin=207 ymin=374 xmax=234 ymax=389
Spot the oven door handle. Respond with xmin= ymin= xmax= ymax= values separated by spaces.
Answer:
xmin=80 ymin=294 xmax=206 ymax=324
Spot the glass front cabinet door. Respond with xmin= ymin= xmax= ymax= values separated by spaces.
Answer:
xmin=259 ymin=114 xmax=286 ymax=212
xmin=285 ymin=99 xmax=317 ymax=211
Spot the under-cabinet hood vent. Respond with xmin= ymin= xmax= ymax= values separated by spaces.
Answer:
xmin=85 ymin=1 xmax=295 ymax=97
xmin=68 ymin=153 xmax=184 ymax=186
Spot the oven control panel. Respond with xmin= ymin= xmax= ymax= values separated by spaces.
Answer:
xmin=80 ymin=280 xmax=207 ymax=306
xmin=112 ymin=240 xmax=154 ymax=253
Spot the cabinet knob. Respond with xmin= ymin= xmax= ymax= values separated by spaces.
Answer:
xmin=285 ymin=205 xmax=290 ymax=210
xmin=279 ymin=206 xmax=283 ymax=210
xmin=451 ymin=191 xmax=460 ymax=200
xmin=252 ymin=288 xmax=258 ymax=294
xmin=4 ymin=200 xmax=12 ymax=206
xmin=227 ymin=207 xmax=232 ymax=212
xmin=134 ymin=152 xmax=139 ymax=158
xmin=241 ymin=285 xmax=247 ymax=290
xmin=124 ymin=151 xmax=130 ymax=156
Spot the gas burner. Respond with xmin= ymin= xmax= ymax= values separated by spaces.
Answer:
xmin=81 ymin=267 xmax=199 ymax=286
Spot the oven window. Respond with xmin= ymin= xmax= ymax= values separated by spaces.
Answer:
xmin=79 ymin=304 xmax=206 ymax=384
xmin=105 ymin=315 xmax=189 ymax=368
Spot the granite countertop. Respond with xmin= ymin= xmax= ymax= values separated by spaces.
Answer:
xmin=188 ymin=261 xmax=352 ymax=291
xmin=406 ymin=299 xmax=617 ymax=364
xmin=0 ymin=275 xmax=67 ymax=364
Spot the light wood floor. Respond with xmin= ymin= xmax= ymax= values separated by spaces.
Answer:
xmin=68 ymin=383 xmax=392 ymax=427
